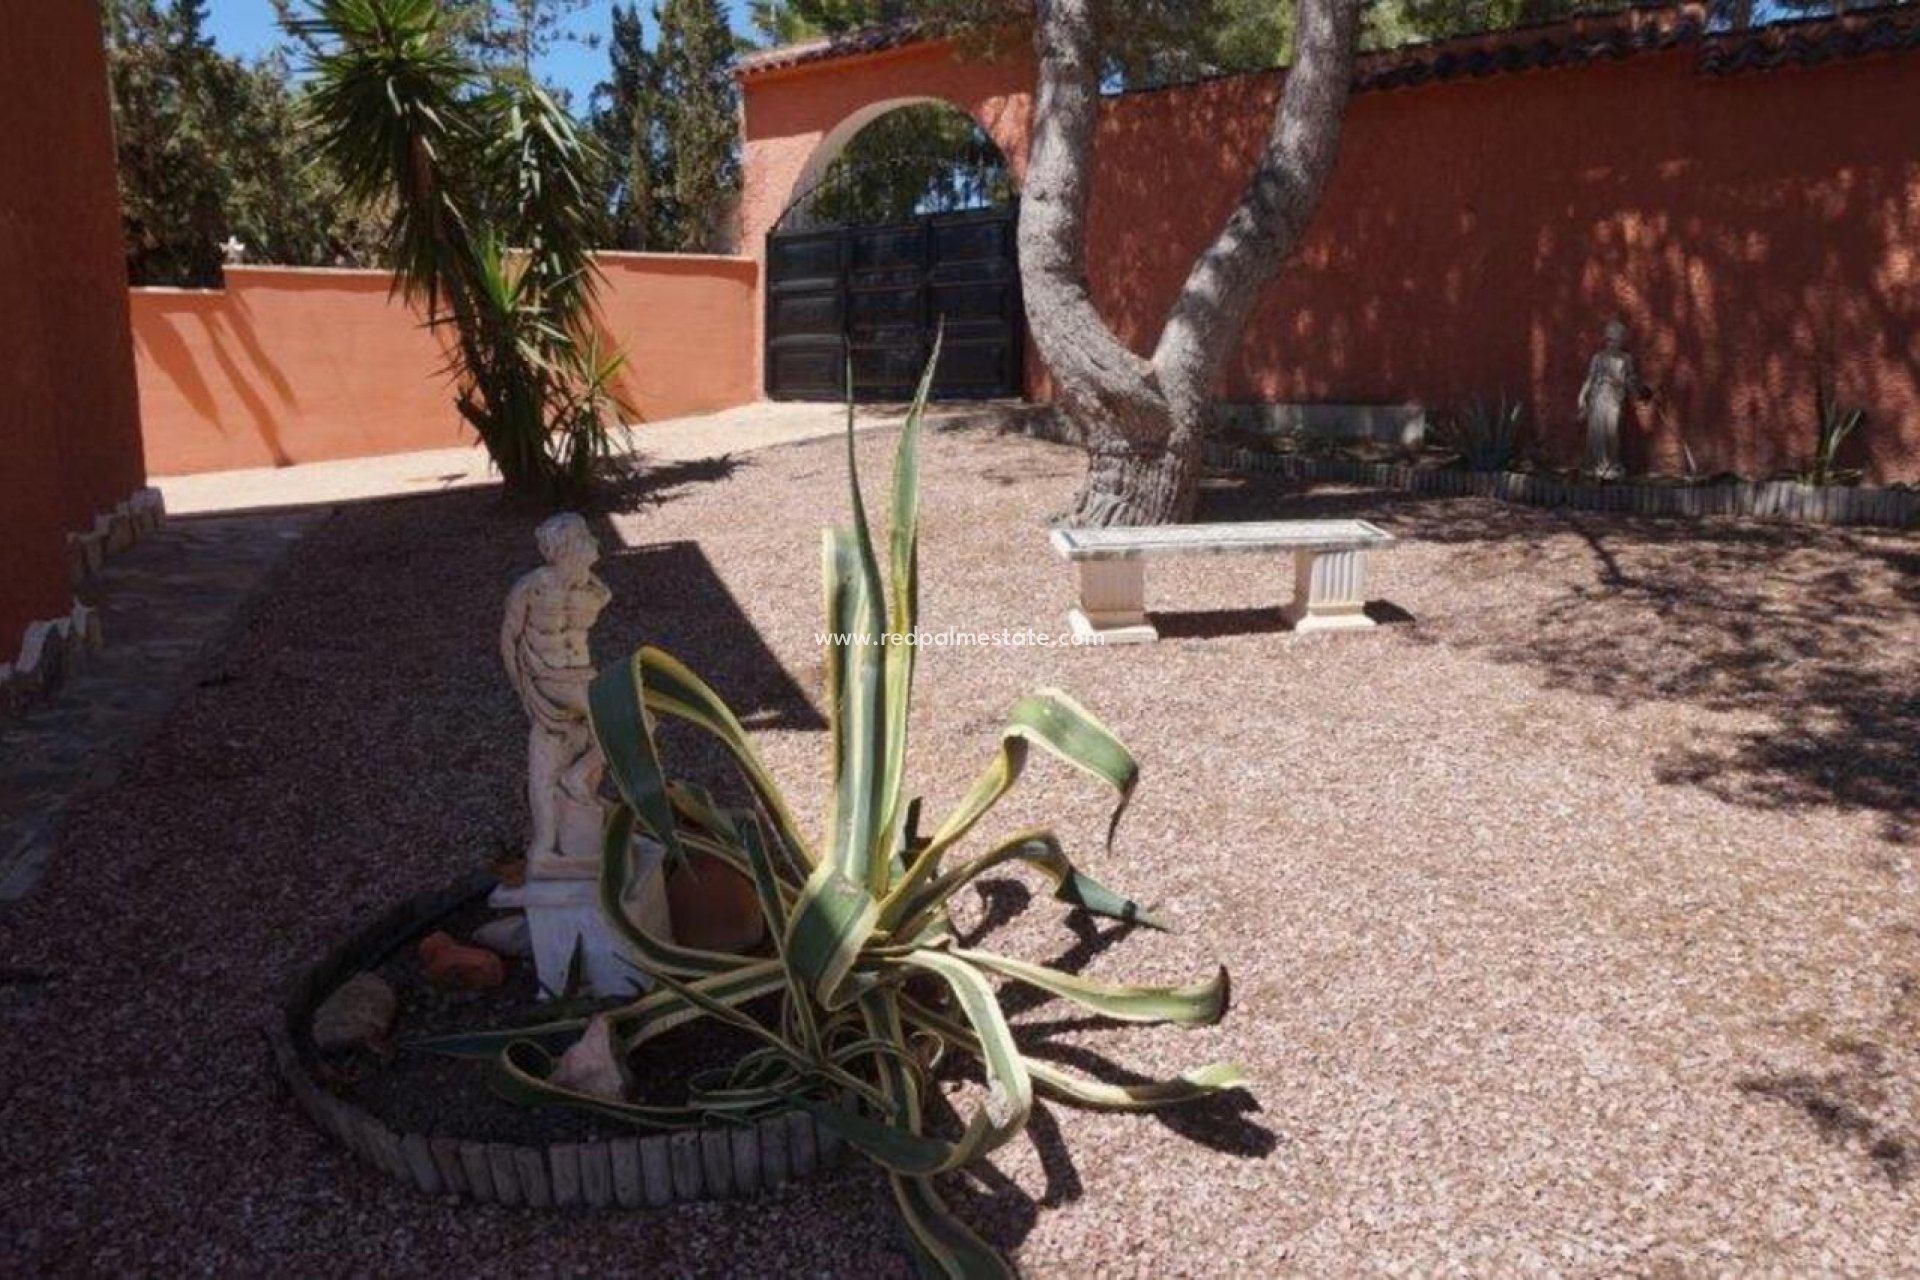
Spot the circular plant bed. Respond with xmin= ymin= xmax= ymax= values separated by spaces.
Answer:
xmin=266 ymin=875 xmax=844 ymax=1208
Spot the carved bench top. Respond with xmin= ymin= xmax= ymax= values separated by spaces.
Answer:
xmin=1050 ymin=519 xmax=1397 ymax=561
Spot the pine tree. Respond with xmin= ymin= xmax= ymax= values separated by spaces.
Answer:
xmin=655 ymin=0 xmax=741 ymax=253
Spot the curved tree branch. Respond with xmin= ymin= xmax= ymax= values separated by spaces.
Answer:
xmin=1152 ymin=0 xmax=1362 ymax=402
xmin=1017 ymin=0 xmax=1163 ymax=431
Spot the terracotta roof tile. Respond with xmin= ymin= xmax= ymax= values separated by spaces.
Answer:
xmin=735 ymin=21 xmax=924 ymax=79
xmin=733 ymin=5 xmax=1920 ymax=90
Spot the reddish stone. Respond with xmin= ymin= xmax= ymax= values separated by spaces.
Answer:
xmin=417 ymin=931 xmax=505 ymax=990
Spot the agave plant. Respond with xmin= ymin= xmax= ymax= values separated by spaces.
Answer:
xmin=429 ymin=351 xmax=1244 ymax=1274
xmin=298 ymin=0 xmax=627 ymax=498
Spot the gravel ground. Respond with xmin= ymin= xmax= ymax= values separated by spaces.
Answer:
xmin=2 ymin=424 xmax=1916 ymax=1276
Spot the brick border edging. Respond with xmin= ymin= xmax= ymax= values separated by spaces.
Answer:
xmin=67 ymin=485 xmax=167 ymax=584
xmin=1204 ymin=445 xmax=1920 ymax=529
xmin=1 ymin=486 xmax=167 ymax=718
xmin=267 ymin=875 xmax=846 ymax=1208
xmin=997 ymin=408 xmax=1919 ymax=531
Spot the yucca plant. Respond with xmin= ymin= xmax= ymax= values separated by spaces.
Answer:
xmin=298 ymin=0 xmax=627 ymax=498
xmin=426 ymin=350 xmax=1244 ymax=1274
xmin=1804 ymin=380 xmax=1865 ymax=487
xmin=1439 ymin=394 xmax=1525 ymax=473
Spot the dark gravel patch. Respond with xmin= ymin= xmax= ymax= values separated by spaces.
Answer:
xmin=2 ymin=424 xmax=1916 ymax=1275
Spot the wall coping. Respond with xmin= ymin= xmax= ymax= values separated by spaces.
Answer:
xmin=131 ymin=254 xmax=759 ymax=297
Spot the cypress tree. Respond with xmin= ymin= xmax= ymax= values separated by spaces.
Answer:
xmin=655 ymin=0 xmax=740 ymax=253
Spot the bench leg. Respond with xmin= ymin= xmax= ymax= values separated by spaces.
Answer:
xmin=1066 ymin=559 xmax=1158 ymax=645
xmin=1280 ymin=549 xmax=1374 ymax=634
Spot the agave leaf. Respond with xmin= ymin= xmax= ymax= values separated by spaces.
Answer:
xmin=796 ymin=989 xmax=978 ymax=1176
xmin=902 ymin=998 xmax=1251 ymax=1112
xmin=891 ymin=1171 xmax=1014 ymax=1280
xmin=822 ymin=523 xmax=889 ymax=892
xmin=884 ymin=691 xmax=1139 ymax=926
xmin=617 ymin=647 xmax=817 ymax=868
xmin=955 ymin=948 xmax=1228 ymax=1025
xmin=489 ymin=1041 xmax=709 ymax=1129
xmin=784 ymin=859 xmax=881 ymax=1011
xmin=412 ymin=958 xmax=793 ymax=1060
xmin=897 ymin=949 xmax=1032 ymax=1160
xmin=806 ymin=971 xmax=1027 ymax=1179
xmin=733 ymin=815 xmax=824 ymax=1056
xmin=613 ymin=960 xmax=791 ymax=1052
xmin=1020 ymin=1057 xmax=1251 ymax=1113
xmin=878 ymin=332 xmax=942 ymax=862
xmin=590 ymin=651 xmax=689 ymax=867
xmin=891 ymin=829 xmax=1167 ymax=939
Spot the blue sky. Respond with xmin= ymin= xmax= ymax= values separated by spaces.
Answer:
xmin=205 ymin=1 xmax=761 ymax=106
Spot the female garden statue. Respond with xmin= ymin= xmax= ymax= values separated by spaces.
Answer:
xmin=1576 ymin=320 xmax=1646 ymax=480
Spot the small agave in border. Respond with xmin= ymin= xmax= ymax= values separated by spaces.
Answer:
xmin=433 ymin=343 xmax=1245 ymax=1275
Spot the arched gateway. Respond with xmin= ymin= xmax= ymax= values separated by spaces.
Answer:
xmin=737 ymin=33 xmax=1035 ymax=403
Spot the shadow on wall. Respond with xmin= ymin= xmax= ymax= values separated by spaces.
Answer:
xmin=1079 ymin=51 xmax=1920 ymax=482
xmin=1198 ymin=476 xmax=1920 ymax=845
xmin=133 ymin=293 xmax=302 ymax=469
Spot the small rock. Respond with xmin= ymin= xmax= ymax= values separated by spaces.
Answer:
xmin=311 ymin=972 xmax=397 ymax=1052
xmin=470 ymin=914 xmax=532 ymax=959
xmin=548 ymin=1014 xmax=632 ymax=1101
xmin=418 ymin=931 xmax=505 ymax=990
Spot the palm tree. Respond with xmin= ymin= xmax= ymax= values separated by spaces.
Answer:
xmin=297 ymin=0 xmax=625 ymax=497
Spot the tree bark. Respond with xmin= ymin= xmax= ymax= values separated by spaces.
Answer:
xmin=1018 ymin=0 xmax=1363 ymax=525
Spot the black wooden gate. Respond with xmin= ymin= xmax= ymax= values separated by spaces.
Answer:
xmin=764 ymin=206 xmax=1023 ymax=402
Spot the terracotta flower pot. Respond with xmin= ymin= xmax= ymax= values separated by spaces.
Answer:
xmin=666 ymin=852 xmax=766 ymax=954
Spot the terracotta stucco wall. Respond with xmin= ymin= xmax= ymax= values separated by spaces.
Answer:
xmin=742 ymin=40 xmax=1920 ymax=481
xmin=134 ymin=255 xmax=761 ymax=475
xmin=0 ymin=4 xmax=146 ymax=646
xmin=1087 ymin=50 xmax=1920 ymax=480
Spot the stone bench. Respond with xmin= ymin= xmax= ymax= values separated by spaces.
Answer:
xmin=1049 ymin=519 xmax=1399 ymax=644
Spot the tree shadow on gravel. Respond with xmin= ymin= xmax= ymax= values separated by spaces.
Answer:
xmin=1736 ymin=961 xmax=1920 ymax=1187
xmin=934 ymin=1101 xmax=1083 ymax=1262
xmin=1197 ymin=475 xmax=1920 ymax=844
xmin=591 ymin=453 xmax=747 ymax=515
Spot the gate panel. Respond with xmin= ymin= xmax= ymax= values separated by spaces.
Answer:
xmin=765 ymin=230 xmax=846 ymax=401
xmin=766 ymin=206 xmax=1021 ymax=402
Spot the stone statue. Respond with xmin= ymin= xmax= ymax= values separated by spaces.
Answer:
xmin=492 ymin=513 xmax=671 ymax=998
xmin=501 ymin=513 xmax=612 ymax=879
xmin=1576 ymin=320 xmax=1644 ymax=480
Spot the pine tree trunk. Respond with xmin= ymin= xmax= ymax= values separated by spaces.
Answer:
xmin=1021 ymin=0 xmax=1362 ymax=527
xmin=1067 ymin=388 xmax=1209 ymax=525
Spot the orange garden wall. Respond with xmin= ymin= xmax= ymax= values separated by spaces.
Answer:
xmin=133 ymin=255 xmax=760 ymax=475
xmin=1090 ymin=48 xmax=1920 ymax=481
xmin=1 ymin=4 xmax=146 ymax=648
xmin=740 ymin=24 xmax=1920 ymax=482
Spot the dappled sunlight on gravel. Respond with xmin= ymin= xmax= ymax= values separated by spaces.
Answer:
xmin=1 ymin=425 xmax=1914 ymax=1273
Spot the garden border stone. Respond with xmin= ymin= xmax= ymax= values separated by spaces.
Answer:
xmin=265 ymin=874 xmax=845 ymax=1207
xmin=999 ymin=407 xmax=1918 ymax=530
xmin=1197 ymin=444 xmax=1920 ymax=529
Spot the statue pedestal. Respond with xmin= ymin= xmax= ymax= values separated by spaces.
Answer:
xmin=489 ymin=839 xmax=673 ymax=998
